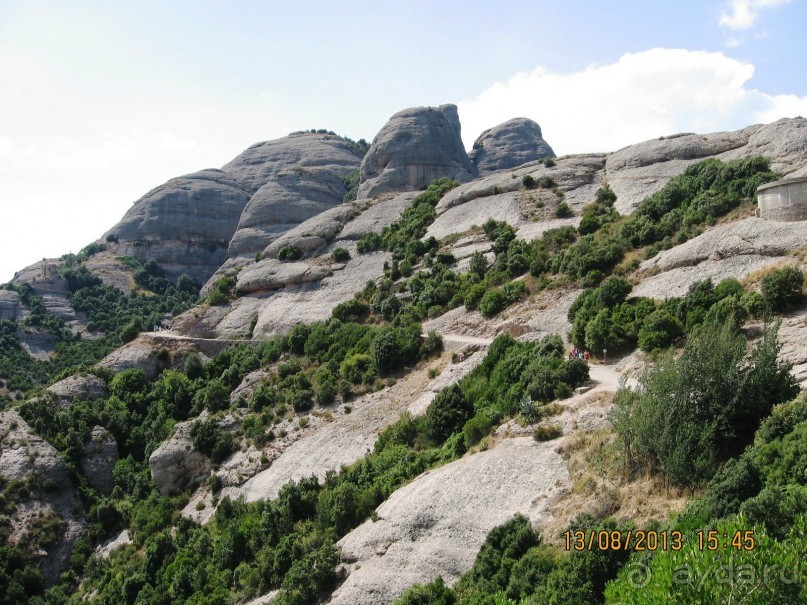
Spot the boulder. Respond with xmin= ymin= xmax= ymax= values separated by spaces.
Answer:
xmin=149 ymin=419 xmax=211 ymax=496
xmin=469 ymin=117 xmax=556 ymax=176
xmin=357 ymin=105 xmax=476 ymax=199
xmin=236 ymin=260 xmax=330 ymax=294
xmin=47 ymin=374 xmax=108 ymax=405
xmin=80 ymin=426 xmax=118 ymax=495
xmin=97 ymin=337 xmax=163 ymax=378
xmin=263 ymin=205 xmax=356 ymax=258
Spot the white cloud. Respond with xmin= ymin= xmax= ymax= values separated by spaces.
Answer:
xmin=458 ymin=48 xmax=807 ymax=156
xmin=719 ymin=0 xmax=792 ymax=30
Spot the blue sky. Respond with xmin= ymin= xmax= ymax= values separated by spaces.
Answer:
xmin=1 ymin=0 xmax=806 ymax=282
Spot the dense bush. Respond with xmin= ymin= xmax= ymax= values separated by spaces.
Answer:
xmin=425 ymin=385 xmax=474 ymax=444
xmin=277 ymin=246 xmax=304 ymax=262
xmin=761 ymin=266 xmax=804 ymax=311
xmin=331 ymin=247 xmax=351 ymax=262
xmin=612 ymin=319 xmax=798 ymax=488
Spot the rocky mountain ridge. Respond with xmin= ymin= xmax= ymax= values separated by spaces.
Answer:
xmin=2 ymin=106 xmax=807 ymax=604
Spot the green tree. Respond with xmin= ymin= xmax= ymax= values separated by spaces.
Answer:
xmin=426 ymin=385 xmax=473 ymax=444
xmin=761 ymin=266 xmax=804 ymax=311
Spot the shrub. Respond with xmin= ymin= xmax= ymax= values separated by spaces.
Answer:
xmin=277 ymin=246 xmax=304 ymax=262
xmin=637 ymin=309 xmax=683 ymax=352
xmin=522 ymin=174 xmax=536 ymax=189
xmin=462 ymin=412 xmax=494 ymax=448
xmin=340 ymin=353 xmax=373 ymax=384
xmin=356 ymin=232 xmax=382 ymax=253
xmin=595 ymin=184 xmax=617 ymax=206
xmin=761 ymin=266 xmax=804 ymax=311
xmin=331 ymin=298 xmax=369 ymax=323
xmin=554 ymin=202 xmax=573 ymax=218
xmin=533 ymin=425 xmax=563 ymax=441
xmin=479 ymin=288 xmax=507 ymax=317
xmin=613 ymin=320 xmax=798 ymax=488
xmin=191 ymin=419 xmax=234 ymax=463
xmin=425 ymin=385 xmax=474 ymax=444
xmin=331 ymin=247 xmax=350 ymax=263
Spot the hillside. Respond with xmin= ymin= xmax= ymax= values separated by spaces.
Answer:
xmin=1 ymin=106 xmax=806 ymax=605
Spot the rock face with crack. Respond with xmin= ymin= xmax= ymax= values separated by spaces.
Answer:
xmin=104 ymin=132 xmax=364 ymax=283
xmin=228 ymin=168 xmax=350 ymax=258
xmin=329 ymin=437 xmax=570 ymax=605
xmin=357 ymin=105 xmax=476 ymax=199
xmin=469 ymin=117 xmax=556 ymax=176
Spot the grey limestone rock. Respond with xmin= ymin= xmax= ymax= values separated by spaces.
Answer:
xmin=606 ymin=117 xmax=807 ymax=214
xmin=80 ymin=426 xmax=119 ymax=496
xmin=47 ymin=374 xmax=109 ymax=405
xmin=149 ymin=419 xmax=212 ymax=496
xmin=357 ymin=104 xmax=476 ymax=199
xmin=0 ymin=410 xmax=86 ymax=585
xmin=469 ymin=117 xmax=556 ymax=176
xmin=228 ymin=168 xmax=349 ymax=258
xmin=0 ymin=289 xmax=20 ymax=321
xmin=97 ymin=337 xmax=163 ymax=378
xmin=222 ymin=131 xmax=363 ymax=196
xmin=104 ymin=169 xmax=250 ymax=283
xmin=236 ymin=259 xmax=330 ymax=294
xmin=263 ymin=205 xmax=356 ymax=258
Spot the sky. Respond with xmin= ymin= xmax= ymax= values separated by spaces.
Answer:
xmin=2 ymin=0 xmax=807 ymax=283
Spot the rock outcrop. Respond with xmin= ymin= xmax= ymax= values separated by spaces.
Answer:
xmin=606 ymin=117 xmax=807 ymax=214
xmin=469 ymin=117 xmax=556 ymax=176
xmin=0 ymin=410 xmax=85 ymax=585
xmin=330 ymin=438 xmax=569 ymax=605
xmin=80 ymin=426 xmax=119 ymax=496
xmin=633 ymin=217 xmax=807 ymax=298
xmin=0 ymin=289 xmax=21 ymax=321
xmin=47 ymin=374 xmax=108 ymax=405
xmin=228 ymin=168 xmax=350 ymax=258
xmin=357 ymin=105 xmax=476 ymax=199
xmin=104 ymin=169 xmax=250 ymax=282
xmin=104 ymin=132 xmax=364 ymax=283
xmin=149 ymin=419 xmax=212 ymax=495
xmin=222 ymin=131 xmax=362 ymax=196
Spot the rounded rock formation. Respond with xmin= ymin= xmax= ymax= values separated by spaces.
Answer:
xmin=469 ymin=117 xmax=556 ymax=176
xmin=357 ymin=104 xmax=475 ymax=199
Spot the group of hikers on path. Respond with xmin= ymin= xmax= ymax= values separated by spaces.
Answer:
xmin=569 ymin=346 xmax=590 ymax=362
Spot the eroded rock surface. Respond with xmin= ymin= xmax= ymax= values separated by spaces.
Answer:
xmin=469 ymin=117 xmax=555 ymax=176
xmin=47 ymin=374 xmax=108 ymax=405
xmin=358 ymin=105 xmax=475 ymax=199
xmin=0 ymin=410 xmax=85 ymax=585
xmin=330 ymin=438 xmax=569 ymax=605
xmin=80 ymin=426 xmax=119 ymax=496
xmin=633 ymin=217 xmax=807 ymax=298
xmin=104 ymin=169 xmax=250 ymax=282
xmin=149 ymin=419 xmax=211 ymax=495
